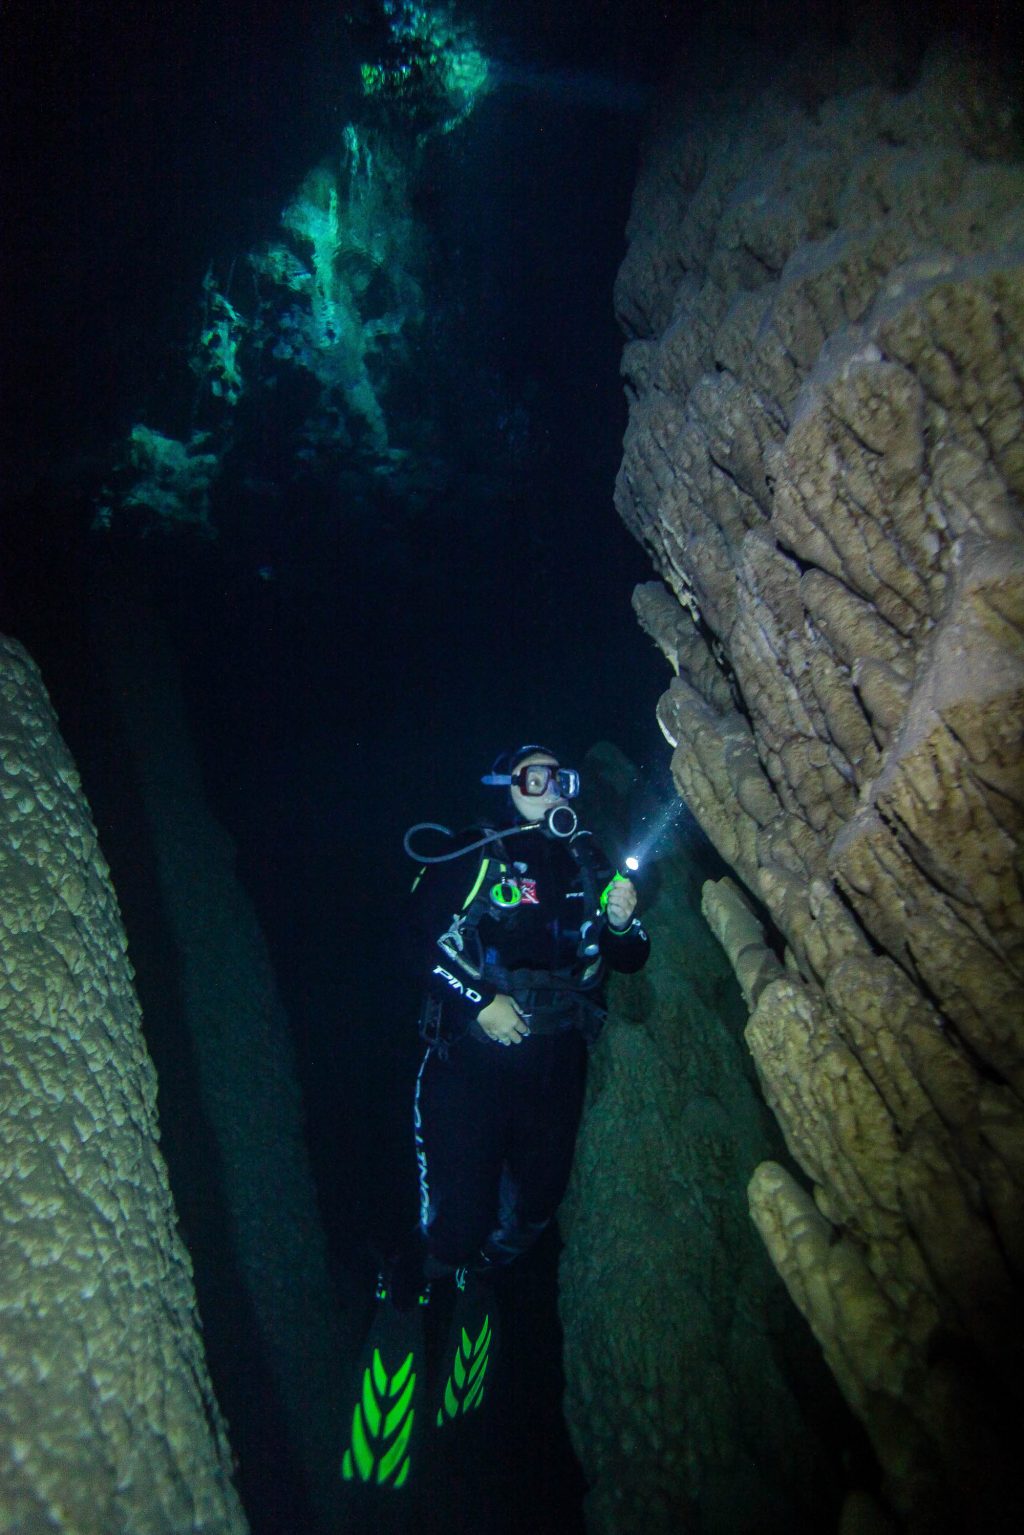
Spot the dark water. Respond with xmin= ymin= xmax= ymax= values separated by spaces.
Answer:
xmin=1 ymin=3 xmax=682 ymax=1529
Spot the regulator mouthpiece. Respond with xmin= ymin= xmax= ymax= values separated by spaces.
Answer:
xmin=545 ymin=803 xmax=578 ymax=838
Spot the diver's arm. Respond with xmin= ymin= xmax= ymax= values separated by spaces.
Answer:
xmin=412 ymin=828 xmax=498 ymax=1030
xmin=585 ymin=842 xmax=651 ymax=973
xmin=599 ymin=910 xmax=650 ymax=972
xmin=426 ymin=960 xmax=494 ymax=1017
xmin=605 ymin=878 xmax=638 ymax=931
xmin=597 ymin=876 xmax=650 ymax=972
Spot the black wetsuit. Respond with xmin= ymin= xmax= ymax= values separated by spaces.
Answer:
xmin=410 ymin=819 xmax=650 ymax=1270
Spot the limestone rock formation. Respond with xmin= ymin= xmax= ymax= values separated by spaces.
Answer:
xmin=0 ymin=635 xmax=247 ymax=1534
xmin=615 ymin=39 xmax=1023 ymax=1533
xmin=90 ymin=591 xmax=352 ymax=1531
xmin=560 ymin=744 xmax=848 ymax=1534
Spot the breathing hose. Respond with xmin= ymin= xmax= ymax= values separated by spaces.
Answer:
xmin=402 ymin=821 xmax=539 ymax=864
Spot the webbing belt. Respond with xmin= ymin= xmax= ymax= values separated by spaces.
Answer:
xmin=482 ymin=964 xmax=603 ymax=996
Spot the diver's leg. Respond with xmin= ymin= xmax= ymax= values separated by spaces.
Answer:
xmin=479 ymin=1029 xmax=587 ymax=1266
xmin=415 ymin=1038 xmax=509 ymax=1269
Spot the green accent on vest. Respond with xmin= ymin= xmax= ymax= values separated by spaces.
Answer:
xmin=462 ymin=855 xmax=494 ymax=909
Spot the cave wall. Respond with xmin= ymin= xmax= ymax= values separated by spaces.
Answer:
xmin=612 ymin=38 xmax=1023 ymax=1534
xmin=0 ymin=635 xmax=247 ymax=1534
xmin=90 ymin=590 xmax=353 ymax=1532
xmin=561 ymin=745 xmax=852 ymax=1533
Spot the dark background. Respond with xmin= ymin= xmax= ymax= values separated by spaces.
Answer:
xmin=2 ymin=4 xmax=684 ymax=1529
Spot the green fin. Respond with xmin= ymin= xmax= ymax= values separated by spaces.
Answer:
xmin=340 ymin=1290 xmax=425 ymax=1491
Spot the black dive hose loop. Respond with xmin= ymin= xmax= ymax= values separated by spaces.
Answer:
xmin=402 ymin=821 xmax=540 ymax=864
xmin=403 ymin=803 xmax=578 ymax=863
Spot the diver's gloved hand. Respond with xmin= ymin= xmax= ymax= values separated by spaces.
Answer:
xmin=478 ymin=993 xmax=531 ymax=1047
xmin=605 ymin=878 xmax=638 ymax=932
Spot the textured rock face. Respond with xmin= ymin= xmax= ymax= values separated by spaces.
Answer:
xmin=0 ymin=636 xmax=246 ymax=1534
xmin=615 ymin=42 xmax=1023 ymax=1533
xmin=561 ymin=744 xmax=847 ymax=1534
xmin=91 ymin=592 xmax=351 ymax=1530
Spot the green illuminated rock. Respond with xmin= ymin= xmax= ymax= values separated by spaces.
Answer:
xmin=97 ymin=423 xmax=219 ymax=536
xmin=359 ymin=1 xmax=491 ymax=140
xmin=252 ymin=124 xmax=423 ymax=457
xmin=190 ymin=269 xmax=247 ymax=406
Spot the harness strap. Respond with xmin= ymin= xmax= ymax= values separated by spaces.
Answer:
xmin=481 ymin=964 xmax=604 ymax=995
xmin=461 ymin=854 xmax=497 ymax=910
xmin=435 ymin=827 xmax=610 ymax=994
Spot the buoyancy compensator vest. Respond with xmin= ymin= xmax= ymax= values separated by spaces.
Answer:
xmin=425 ymin=826 xmax=612 ymax=1042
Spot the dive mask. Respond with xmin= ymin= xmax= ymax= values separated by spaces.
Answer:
xmin=511 ymin=763 xmax=579 ymax=798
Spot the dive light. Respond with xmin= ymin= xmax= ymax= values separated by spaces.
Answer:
xmin=581 ymin=857 xmax=640 ymax=956
xmin=599 ymin=856 xmax=640 ymax=912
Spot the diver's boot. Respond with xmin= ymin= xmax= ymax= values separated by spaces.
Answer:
xmin=433 ymin=1263 xmax=500 ymax=1430
xmin=340 ymin=1272 xmax=428 ymax=1493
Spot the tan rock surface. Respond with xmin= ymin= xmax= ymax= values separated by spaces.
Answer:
xmin=561 ymin=747 xmax=844 ymax=1535
xmin=617 ymin=38 xmax=1023 ymax=1533
xmin=0 ymin=636 xmax=247 ymax=1534
xmin=91 ymin=593 xmax=350 ymax=1531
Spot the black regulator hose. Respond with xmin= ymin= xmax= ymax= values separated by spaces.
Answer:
xmin=402 ymin=822 xmax=537 ymax=863
xmin=403 ymin=804 xmax=579 ymax=863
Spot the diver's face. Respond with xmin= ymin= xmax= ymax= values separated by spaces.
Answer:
xmin=510 ymin=754 xmax=564 ymax=823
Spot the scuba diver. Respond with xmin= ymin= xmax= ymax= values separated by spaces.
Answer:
xmin=341 ymin=744 xmax=649 ymax=1494
xmin=402 ymin=743 xmax=650 ymax=1291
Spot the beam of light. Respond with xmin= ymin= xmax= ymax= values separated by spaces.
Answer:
xmin=624 ymin=794 xmax=685 ymax=872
